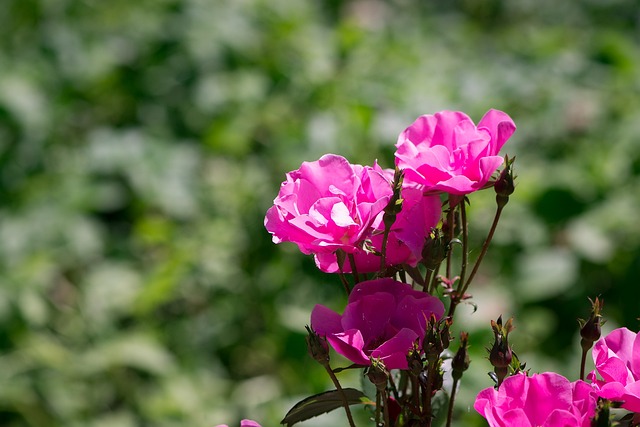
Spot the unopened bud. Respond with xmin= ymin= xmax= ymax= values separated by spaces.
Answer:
xmin=452 ymin=332 xmax=471 ymax=381
xmin=489 ymin=316 xmax=514 ymax=386
xmin=305 ymin=326 xmax=329 ymax=365
xmin=367 ymin=358 xmax=389 ymax=391
xmin=406 ymin=343 xmax=423 ymax=377
xmin=579 ymin=297 xmax=604 ymax=353
xmin=440 ymin=317 xmax=452 ymax=351
xmin=422 ymin=228 xmax=447 ymax=270
xmin=383 ymin=168 xmax=404 ymax=229
xmin=423 ymin=314 xmax=444 ymax=362
xmin=495 ymin=155 xmax=516 ymax=208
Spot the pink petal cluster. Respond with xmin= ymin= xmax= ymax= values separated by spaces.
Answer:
xmin=474 ymin=372 xmax=597 ymax=427
xmin=311 ymin=278 xmax=445 ymax=369
xmin=314 ymin=186 xmax=441 ymax=273
xmin=215 ymin=420 xmax=262 ymax=427
xmin=395 ymin=109 xmax=516 ymax=195
xmin=265 ymin=154 xmax=392 ymax=256
xmin=589 ymin=327 xmax=640 ymax=412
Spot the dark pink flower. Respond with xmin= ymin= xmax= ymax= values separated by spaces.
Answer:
xmin=311 ymin=278 xmax=445 ymax=369
xmin=314 ymin=186 xmax=441 ymax=273
xmin=395 ymin=109 xmax=516 ymax=195
xmin=589 ymin=327 xmax=640 ymax=412
xmin=265 ymin=154 xmax=392 ymax=255
xmin=474 ymin=372 xmax=597 ymax=427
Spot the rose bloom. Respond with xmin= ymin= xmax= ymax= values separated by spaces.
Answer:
xmin=395 ymin=109 xmax=516 ymax=195
xmin=589 ymin=327 xmax=640 ymax=412
xmin=314 ymin=186 xmax=441 ymax=273
xmin=265 ymin=154 xmax=392 ymax=256
xmin=311 ymin=278 xmax=445 ymax=369
xmin=215 ymin=420 xmax=261 ymax=427
xmin=474 ymin=372 xmax=597 ymax=427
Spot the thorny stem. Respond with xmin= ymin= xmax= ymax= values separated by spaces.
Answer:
xmin=325 ymin=365 xmax=357 ymax=427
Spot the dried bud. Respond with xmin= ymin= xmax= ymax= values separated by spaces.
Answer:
xmin=305 ymin=326 xmax=329 ymax=365
xmin=452 ymin=332 xmax=471 ymax=381
xmin=489 ymin=316 xmax=514 ymax=386
xmin=579 ymin=297 xmax=604 ymax=353
xmin=494 ymin=155 xmax=516 ymax=208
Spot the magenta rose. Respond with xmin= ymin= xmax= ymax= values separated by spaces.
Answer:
xmin=395 ymin=109 xmax=516 ymax=195
xmin=589 ymin=327 xmax=640 ymax=412
xmin=314 ymin=186 xmax=441 ymax=273
xmin=265 ymin=154 xmax=392 ymax=256
xmin=474 ymin=372 xmax=597 ymax=427
xmin=310 ymin=278 xmax=445 ymax=369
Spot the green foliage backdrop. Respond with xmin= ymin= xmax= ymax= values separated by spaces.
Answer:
xmin=1 ymin=0 xmax=639 ymax=425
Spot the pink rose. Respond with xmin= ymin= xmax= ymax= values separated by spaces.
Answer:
xmin=215 ymin=420 xmax=262 ymax=427
xmin=589 ymin=327 xmax=640 ymax=412
xmin=311 ymin=278 xmax=445 ymax=369
xmin=314 ymin=186 xmax=441 ymax=273
xmin=474 ymin=372 xmax=597 ymax=427
xmin=395 ymin=109 xmax=516 ymax=195
xmin=265 ymin=154 xmax=392 ymax=256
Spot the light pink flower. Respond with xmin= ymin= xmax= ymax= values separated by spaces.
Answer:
xmin=311 ymin=278 xmax=445 ymax=369
xmin=215 ymin=420 xmax=262 ymax=427
xmin=474 ymin=372 xmax=597 ymax=427
xmin=314 ymin=186 xmax=441 ymax=273
xmin=395 ymin=109 xmax=516 ymax=195
xmin=265 ymin=154 xmax=392 ymax=255
xmin=589 ymin=327 xmax=640 ymax=412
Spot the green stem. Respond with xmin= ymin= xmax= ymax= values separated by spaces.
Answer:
xmin=348 ymin=253 xmax=360 ymax=284
xmin=580 ymin=347 xmax=588 ymax=381
xmin=445 ymin=377 xmax=459 ymax=427
xmin=383 ymin=388 xmax=390 ymax=427
xmin=336 ymin=250 xmax=351 ymax=295
xmin=450 ymin=202 xmax=505 ymax=317
xmin=445 ymin=197 xmax=455 ymax=280
xmin=380 ymin=227 xmax=391 ymax=271
xmin=428 ymin=263 xmax=441 ymax=295
xmin=458 ymin=201 xmax=469 ymax=292
xmin=376 ymin=388 xmax=382 ymax=426
xmin=325 ymin=365 xmax=357 ymax=427
xmin=424 ymin=268 xmax=433 ymax=293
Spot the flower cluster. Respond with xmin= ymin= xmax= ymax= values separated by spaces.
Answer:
xmin=216 ymin=109 xmax=640 ymax=427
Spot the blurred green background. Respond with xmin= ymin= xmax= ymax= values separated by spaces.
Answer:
xmin=1 ymin=0 xmax=639 ymax=426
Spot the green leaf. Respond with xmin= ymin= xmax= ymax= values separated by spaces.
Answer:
xmin=280 ymin=388 xmax=372 ymax=426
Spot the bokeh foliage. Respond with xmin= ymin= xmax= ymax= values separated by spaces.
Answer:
xmin=1 ymin=0 xmax=639 ymax=426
